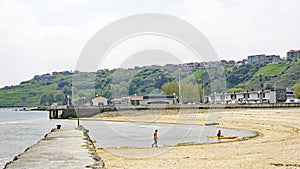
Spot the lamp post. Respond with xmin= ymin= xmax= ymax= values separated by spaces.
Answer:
xmin=173 ymin=93 xmax=176 ymax=104
xmin=258 ymin=91 xmax=263 ymax=103
xmin=67 ymin=95 xmax=70 ymax=107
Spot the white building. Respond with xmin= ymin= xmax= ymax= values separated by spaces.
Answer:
xmin=209 ymin=89 xmax=290 ymax=104
xmin=111 ymin=96 xmax=143 ymax=105
xmin=92 ymin=96 xmax=108 ymax=106
xmin=140 ymin=95 xmax=178 ymax=105
xmin=112 ymin=95 xmax=178 ymax=105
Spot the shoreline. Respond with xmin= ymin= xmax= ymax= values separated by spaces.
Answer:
xmin=79 ymin=117 xmax=260 ymax=148
xmin=94 ymin=108 xmax=300 ymax=168
xmin=3 ymin=108 xmax=299 ymax=168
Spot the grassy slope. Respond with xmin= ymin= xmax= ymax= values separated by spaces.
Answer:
xmin=275 ymin=59 xmax=300 ymax=88
xmin=182 ymin=69 xmax=206 ymax=83
xmin=253 ymin=64 xmax=287 ymax=76
xmin=0 ymin=74 xmax=73 ymax=107
xmin=245 ymin=61 xmax=298 ymax=90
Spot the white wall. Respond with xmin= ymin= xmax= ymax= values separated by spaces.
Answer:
xmin=92 ymin=99 xmax=108 ymax=106
xmin=269 ymin=91 xmax=277 ymax=103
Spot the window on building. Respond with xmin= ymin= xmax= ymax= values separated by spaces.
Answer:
xmin=244 ymin=94 xmax=249 ymax=99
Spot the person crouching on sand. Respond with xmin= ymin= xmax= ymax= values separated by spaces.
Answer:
xmin=152 ymin=129 xmax=158 ymax=148
xmin=217 ymin=130 xmax=222 ymax=137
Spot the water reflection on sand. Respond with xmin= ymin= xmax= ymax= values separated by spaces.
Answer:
xmin=81 ymin=120 xmax=257 ymax=148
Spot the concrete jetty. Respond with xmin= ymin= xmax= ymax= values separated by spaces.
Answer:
xmin=4 ymin=126 xmax=103 ymax=169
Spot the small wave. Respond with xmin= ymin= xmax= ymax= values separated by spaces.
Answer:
xmin=0 ymin=120 xmax=26 ymax=125
xmin=0 ymin=118 xmax=45 ymax=125
xmin=0 ymin=157 xmax=11 ymax=168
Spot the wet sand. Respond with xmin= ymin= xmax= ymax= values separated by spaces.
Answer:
xmin=95 ymin=108 xmax=300 ymax=169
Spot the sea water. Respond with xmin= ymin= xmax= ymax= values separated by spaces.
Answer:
xmin=0 ymin=111 xmax=75 ymax=168
xmin=0 ymin=111 xmax=258 ymax=168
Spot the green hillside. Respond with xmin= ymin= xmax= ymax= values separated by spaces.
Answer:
xmin=0 ymin=73 xmax=73 ymax=107
xmin=254 ymin=64 xmax=287 ymax=76
xmin=1 ymin=60 xmax=300 ymax=107
xmin=245 ymin=60 xmax=299 ymax=90
xmin=276 ymin=59 xmax=300 ymax=88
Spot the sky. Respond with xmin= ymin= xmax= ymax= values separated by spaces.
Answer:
xmin=0 ymin=0 xmax=299 ymax=87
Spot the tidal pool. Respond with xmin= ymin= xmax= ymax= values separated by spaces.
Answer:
xmin=81 ymin=120 xmax=257 ymax=148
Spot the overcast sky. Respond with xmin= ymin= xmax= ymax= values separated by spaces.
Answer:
xmin=0 ymin=0 xmax=299 ymax=87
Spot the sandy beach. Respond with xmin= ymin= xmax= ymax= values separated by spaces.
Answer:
xmin=94 ymin=108 xmax=300 ymax=169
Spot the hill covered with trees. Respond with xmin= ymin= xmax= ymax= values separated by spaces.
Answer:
xmin=1 ymin=59 xmax=300 ymax=107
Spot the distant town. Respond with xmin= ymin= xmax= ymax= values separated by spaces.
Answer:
xmin=132 ymin=49 xmax=300 ymax=71
xmin=43 ymin=49 xmax=300 ymax=78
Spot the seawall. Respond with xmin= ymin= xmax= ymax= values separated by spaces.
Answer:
xmin=49 ymin=103 xmax=300 ymax=119
xmin=4 ymin=126 xmax=103 ymax=169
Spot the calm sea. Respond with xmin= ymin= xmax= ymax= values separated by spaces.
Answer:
xmin=0 ymin=110 xmax=258 ymax=168
xmin=0 ymin=110 xmax=75 ymax=169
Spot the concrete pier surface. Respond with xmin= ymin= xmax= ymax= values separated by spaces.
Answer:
xmin=4 ymin=126 xmax=103 ymax=169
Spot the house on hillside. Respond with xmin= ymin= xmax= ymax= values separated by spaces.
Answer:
xmin=248 ymin=54 xmax=268 ymax=64
xmin=248 ymin=54 xmax=282 ymax=64
xmin=92 ymin=96 xmax=108 ymax=106
xmin=287 ymin=50 xmax=300 ymax=60
xmin=266 ymin=55 xmax=282 ymax=64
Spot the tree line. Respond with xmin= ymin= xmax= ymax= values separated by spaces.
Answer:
xmin=40 ymin=93 xmax=70 ymax=106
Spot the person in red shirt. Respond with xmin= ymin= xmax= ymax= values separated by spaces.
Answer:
xmin=152 ymin=129 xmax=158 ymax=148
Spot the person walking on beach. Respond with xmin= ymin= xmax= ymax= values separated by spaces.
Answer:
xmin=152 ymin=129 xmax=158 ymax=148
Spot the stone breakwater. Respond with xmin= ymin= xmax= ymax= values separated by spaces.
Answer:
xmin=4 ymin=126 xmax=103 ymax=169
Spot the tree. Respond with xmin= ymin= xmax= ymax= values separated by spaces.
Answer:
xmin=181 ymin=83 xmax=203 ymax=102
xmin=292 ymin=82 xmax=300 ymax=99
xmin=21 ymin=97 xmax=27 ymax=103
xmin=162 ymin=81 xmax=179 ymax=96
xmin=48 ymin=93 xmax=54 ymax=106
xmin=162 ymin=81 xmax=203 ymax=102
xmin=128 ymin=68 xmax=174 ymax=96
xmin=63 ymin=86 xmax=72 ymax=95
xmin=55 ymin=93 xmax=65 ymax=105
xmin=40 ymin=94 xmax=48 ymax=106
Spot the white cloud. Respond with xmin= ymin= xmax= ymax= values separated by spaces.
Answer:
xmin=0 ymin=0 xmax=118 ymax=87
xmin=179 ymin=0 xmax=300 ymax=58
